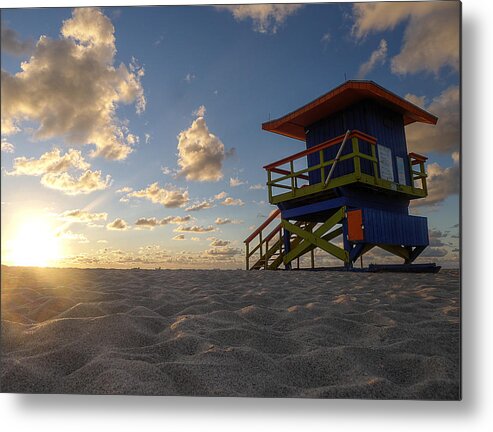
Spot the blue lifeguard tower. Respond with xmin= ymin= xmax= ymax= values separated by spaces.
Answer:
xmin=244 ymin=81 xmax=439 ymax=271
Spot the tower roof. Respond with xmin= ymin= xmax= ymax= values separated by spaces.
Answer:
xmin=262 ymin=80 xmax=438 ymax=141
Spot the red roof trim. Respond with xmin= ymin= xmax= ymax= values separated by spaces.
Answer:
xmin=262 ymin=80 xmax=438 ymax=141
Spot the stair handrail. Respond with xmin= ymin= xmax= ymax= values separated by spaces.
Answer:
xmin=244 ymin=209 xmax=281 ymax=244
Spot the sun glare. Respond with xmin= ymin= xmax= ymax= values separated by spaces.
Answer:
xmin=6 ymin=217 xmax=63 ymax=267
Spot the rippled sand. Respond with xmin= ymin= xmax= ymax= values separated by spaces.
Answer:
xmin=1 ymin=266 xmax=460 ymax=399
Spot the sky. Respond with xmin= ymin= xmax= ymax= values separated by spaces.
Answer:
xmin=0 ymin=2 xmax=460 ymax=269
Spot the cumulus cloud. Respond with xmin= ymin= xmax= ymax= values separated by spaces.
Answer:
xmin=173 ymin=234 xmax=185 ymax=241
xmin=217 ymin=4 xmax=303 ymax=34
xmin=6 ymin=148 xmax=111 ymax=195
xmin=176 ymin=114 xmax=227 ymax=182
xmin=58 ymin=209 xmax=108 ymax=223
xmin=352 ymin=2 xmax=459 ymax=75
xmin=185 ymin=201 xmax=214 ymax=212
xmin=107 ymin=218 xmax=128 ymax=230
xmin=135 ymin=216 xmax=192 ymax=229
xmin=175 ymin=225 xmax=216 ymax=233
xmin=205 ymin=246 xmax=241 ymax=256
xmin=39 ymin=170 xmax=110 ymax=195
xmin=7 ymin=148 xmax=89 ymax=176
xmin=116 ymin=186 xmax=133 ymax=193
xmin=127 ymin=182 xmax=189 ymax=208
xmin=215 ymin=217 xmax=232 ymax=225
xmin=214 ymin=191 xmax=228 ymax=200
xmin=413 ymin=153 xmax=460 ymax=207
xmin=230 ymin=177 xmax=247 ymax=187
xmin=405 ymin=86 xmax=460 ymax=154
xmin=1 ymin=23 xmax=34 ymax=56
xmin=1 ymin=139 xmax=15 ymax=153
xmin=1 ymin=8 xmax=145 ymax=160
xmin=215 ymin=217 xmax=242 ymax=225
xmin=160 ymin=215 xmax=192 ymax=225
xmin=135 ymin=217 xmax=160 ymax=229
xmin=221 ymin=197 xmax=245 ymax=206
xmin=357 ymin=39 xmax=387 ymax=79
xmin=209 ymin=238 xmax=230 ymax=247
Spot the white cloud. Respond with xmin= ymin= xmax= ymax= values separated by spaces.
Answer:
xmin=184 ymin=73 xmax=195 ymax=83
xmin=215 ymin=217 xmax=232 ymax=225
xmin=1 ymin=139 xmax=15 ymax=153
xmin=249 ymin=184 xmax=265 ymax=190
xmin=1 ymin=8 xmax=145 ymax=160
xmin=321 ymin=31 xmax=331 ymax=45
xmin=1 ymin=23 xmax=33 ymax=56
xmin=357 ymin=39 xmax=387 ymax=79
xmin=185 ymin=201 xmax=214 ymax=212
xmin=352 ymin=2 xmax=459 ymax=76
xmin=192 ymin=105 xmax=206 ymax=117
xmin=172 ymin=234 xmax=185 ymax=241
xmin=215 ymin=217 xmax=242 ymax=225
xmin=405 ymin=86 xmax=459 ymax=154
xmin=58 ymin=209 xmax=108 ymax=223
xmin=221 ymin=197 xmax=244 ymax=206
xmin=107 ymin=218 xmax=128 ymax=230
xmin=116 ymin=186 xmax=133 ymax=194
xmin=144 ymin=133 xmax=151 ymax=144
xmin=7 ymin=148 xmax=111 ymax=195
xmin=127 ymin=182 xmax=189 ymax=208
xmin=217 ymin=4 xmax=303 ymax=34
xmin=214 ymin=191 xmax=228 ymax=200
xmin=229 ymin=177 xmax=247 ymax=187
xmin=176 ymin=114 xmax=226 ymax=182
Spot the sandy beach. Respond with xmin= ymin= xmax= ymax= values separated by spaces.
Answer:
xmin=1 ymin=266 xmax=460 ymax=399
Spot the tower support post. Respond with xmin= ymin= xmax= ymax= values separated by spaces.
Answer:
xmin=282 ymin=223 xmax=292 ymax=270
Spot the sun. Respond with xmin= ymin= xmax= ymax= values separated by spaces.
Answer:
xmin=6 ymin=217 xmax=63 ymax=267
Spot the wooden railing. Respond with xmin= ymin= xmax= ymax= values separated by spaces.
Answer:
xmin=263 ymin=130 xmax=429 ymax=203
xmin=244 ymin=209 xmax=282 ymax=270
xmin=409 ymin=152 xmax=428 ymax=194
xmin=264 ymin=130 xmax=378 ymax=202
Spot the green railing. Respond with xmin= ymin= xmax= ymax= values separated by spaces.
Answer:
xmin=263 ymin=130 xmax=428 ymax=204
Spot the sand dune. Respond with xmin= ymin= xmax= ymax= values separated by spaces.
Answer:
xmin=1 ymin=266 xmax=460 ymax=399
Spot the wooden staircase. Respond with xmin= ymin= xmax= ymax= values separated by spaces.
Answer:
xmin=244 ymin=206 xmax=349 ymax=270
xmin=244 ymin=210 xmax=320 ymax=270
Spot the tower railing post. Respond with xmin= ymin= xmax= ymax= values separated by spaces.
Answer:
xmin=246 ymin=242 xmax=250 ymax=270
xmin=420 ymin=161 xmax=428 ymax=194
xmin=352 ymin=137 xmax=361 ymax=180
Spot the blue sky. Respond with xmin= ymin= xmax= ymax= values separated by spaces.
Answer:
xmin=0 ymin=3 xmax=460 ymax=268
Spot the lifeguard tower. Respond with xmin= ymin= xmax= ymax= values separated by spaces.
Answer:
xmin=244 ymin=80 xmax=439 ymax=271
